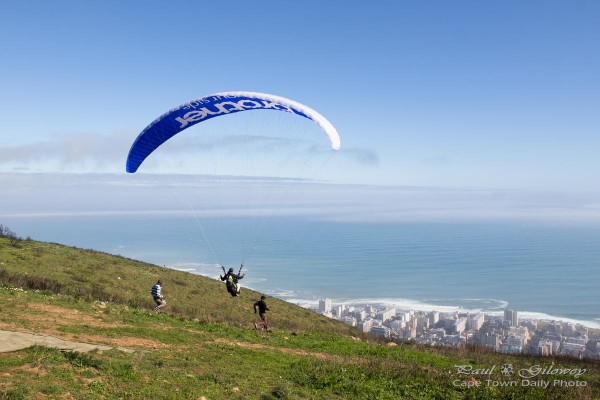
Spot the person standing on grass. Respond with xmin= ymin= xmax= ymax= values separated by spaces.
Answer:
xmin=253 ymin=295 xmax=270 ymax=331
xmin=150 ymin=279 xmax=166 ymax=312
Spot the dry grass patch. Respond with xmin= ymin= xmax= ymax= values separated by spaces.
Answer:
xmin=72 ymin=333 xmax=169 ymax=350
xmin=0 ymin=300 xmax=132 ymax=336
xmin=212 ymin=337 xmax=345 ymax=362
xmin=14 ymin=363 xmax=48 ymax=377
xmin=27 ymin=303 xmax=126 ymax=328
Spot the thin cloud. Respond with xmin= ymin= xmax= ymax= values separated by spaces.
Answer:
xmin=0 ymin=130 xmax=133 ymax=169
xmin=161 ymin=134 xmax=306 ymax=154
xmin=339 ymin=147 xmax=379 ymax=166
xmin=2 ymin=172 xmax=599 ymax=224
xmin=0 ymin=129 xmax=339 ymax=173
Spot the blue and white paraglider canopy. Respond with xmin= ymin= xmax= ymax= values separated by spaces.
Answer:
xmin=126 ymin=91 xmax=340 ymax=173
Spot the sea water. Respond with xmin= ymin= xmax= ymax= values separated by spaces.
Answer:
xmin=3 ymin=215 xmax=599 ymax=328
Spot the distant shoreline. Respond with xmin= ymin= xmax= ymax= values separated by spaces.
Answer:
xmin=274 ymin=296 xmax=600 ymax=333
xmin=4 ymin=216 xmax=599 ymax=332
xmin=168 ymin=266 xmax=600 ymax=332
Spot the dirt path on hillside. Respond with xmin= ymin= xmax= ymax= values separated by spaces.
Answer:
xmin=0 ymin=330 xmax=134 ymax=353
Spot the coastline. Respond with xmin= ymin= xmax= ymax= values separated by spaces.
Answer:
xmin=174 ymin=265 xmax=600 ymax=332
xmin=281 ymin=296 xmax=600 ymax=333
xmin=4 ymin=214 xmax=598 ymax=333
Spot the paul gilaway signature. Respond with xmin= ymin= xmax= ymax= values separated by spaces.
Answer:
xmin=454 ymin=364 xmax=586 ymax=379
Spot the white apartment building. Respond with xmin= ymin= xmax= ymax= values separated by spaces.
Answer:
xmin=403 ymin=327 xmax=417 ymax=339
xmin=453 ymin=317 xmax=467 ymax=334
xmin=428 ymin=310 xmax=440 ymax=325
xmin=318 ymin=298 xmax=332 ymax=314
xmin=377 ymin=308 xmax=396 ymax=323
xmin=509 ymin=326 xmax=530 ymax=340
xmin=538 ymin=340 xmax=554 ymax=356
xmin=389 ymin=319 xmax=406 ymax=331
xmin=358 ymin=318 xmax=374 ymax=333
xmin=396 ymin=310 xmax=411 ymax=322
xmin=334 ymin=305 xmax=343 ymax=317
xmin=467 ymin=313 xmax=485 ymax=331
xmin=354 ymin=309 xmax=368 ymax=322
xmin=485 ymin=333 xmax=501 ymax=349
xmin=416 ymin=316 xmax=430 ymax=330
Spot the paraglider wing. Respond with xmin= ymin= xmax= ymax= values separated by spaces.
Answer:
xmin=126 ymin=91 xmax=340 ymax=173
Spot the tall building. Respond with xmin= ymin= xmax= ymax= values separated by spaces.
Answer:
xmin=358 ymin=319 xmax=374 ymax=333
xmin=538 ymin=340 xmax=553 ymax=356
xmin=467 ymin=313 xmax=485 ymax=331
xmin=318 ymin=298 xmax=332 ymax=314
xmin=354 ymin=309 xmax=368 ymax=322
xmin=428 ymin=310 xmax=440 ymax=325
xmin=482 ymin=333 xmax=501 ymax=349
xmin=504 ymin=309 xmax=518 ymax=327
xmin=453 ymin=317 xmax=467 ymax=334
xmin=416 ymin=316 xmax=430 ymax=330
xmin=334 ymin=305 xmax=343 ymax=317
xmin=377 ymin=308 xmax=396 ymax=323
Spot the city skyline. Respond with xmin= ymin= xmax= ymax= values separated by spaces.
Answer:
xmin=312 ymin=298 xmax=596 ymax=359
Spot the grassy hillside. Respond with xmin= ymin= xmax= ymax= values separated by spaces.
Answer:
xmin=0 ymin=236 xmax=354 ymax=334
xmin=0 ymin=236 xmax=598 ymax=399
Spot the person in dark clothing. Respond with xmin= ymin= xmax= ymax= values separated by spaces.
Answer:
xmin=220 ymin=265 xmax=244 ymax=296
xmin=253 ymin=295 xmax=270 ymax=331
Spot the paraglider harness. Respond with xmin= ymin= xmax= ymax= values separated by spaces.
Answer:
xmin=221 ymin=264 xmax=244 ymax=297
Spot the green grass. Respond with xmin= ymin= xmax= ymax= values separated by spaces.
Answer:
xmin=0 ymin=237 xmax=353 ymax=333
xmin=0 ymin=236 xmax=599 ymax=399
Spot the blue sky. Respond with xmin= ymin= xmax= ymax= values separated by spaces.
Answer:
xmin=1 ymin=1 xmax=600 ymax=222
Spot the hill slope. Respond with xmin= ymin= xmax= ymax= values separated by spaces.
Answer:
xmin=0 ymin=236 xmax=598 ymax=399
xmin=0 ymin=237 xmax=355 ymax=334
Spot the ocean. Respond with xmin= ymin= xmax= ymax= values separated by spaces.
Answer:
xmin=3 ymin=215 xmax=600 ymax=328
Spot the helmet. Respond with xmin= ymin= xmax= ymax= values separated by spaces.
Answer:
xmin=228 ymin=268 xmax=234 ymax=273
